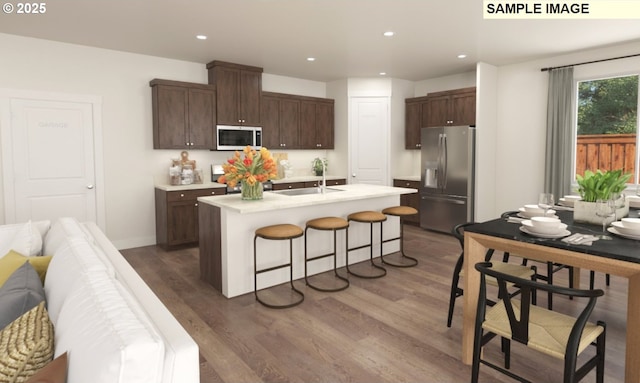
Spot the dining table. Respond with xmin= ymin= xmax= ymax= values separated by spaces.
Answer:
xmin=461 ymin=208 xmax=640 ymax=382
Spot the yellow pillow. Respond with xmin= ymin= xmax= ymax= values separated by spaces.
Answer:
xmin=0 ymin=251 xmax=52 ymax=287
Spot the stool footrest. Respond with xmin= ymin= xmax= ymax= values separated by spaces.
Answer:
xmin=256 ymin=262 xmax=292 ymax=275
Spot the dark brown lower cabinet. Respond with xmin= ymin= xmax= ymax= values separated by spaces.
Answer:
xmin=393 ymin=179 xmax=420 ymax=225
xmin=155 ymin=187 xmax=226 ymax=248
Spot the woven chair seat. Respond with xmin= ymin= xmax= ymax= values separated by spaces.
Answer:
xmin=348 ymin=211 xmax=387 ymax=223
xmin=483 ymin=300 xmax=605 ymax=360
xmin=255 ymin=224 xmax=303 ymax=240
xmin=382 ymin=206 xmax=418 ymax=217
xmin=306 ymin=217 xmax=349 ymax=230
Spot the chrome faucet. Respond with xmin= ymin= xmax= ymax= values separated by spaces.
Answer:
xmin=321 ymin=158 xmax=326 ymax=194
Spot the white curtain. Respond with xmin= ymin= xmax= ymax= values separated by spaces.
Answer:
xmin=544 ymin=67 xmax=574 ymax=199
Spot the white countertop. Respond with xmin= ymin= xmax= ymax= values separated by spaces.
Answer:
xmin=155 ymin=182 xmax=227 ymax=192
xmin=198 ymin=183 xmax=416 ymax=214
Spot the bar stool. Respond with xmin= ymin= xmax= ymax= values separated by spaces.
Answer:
xmin=304 ymin=217 xmax=350 ymax=292
xmin=380 ymin=206 xmax=419 ymax=267
xmin=346 ymin=211 xmax=387 ymax=279
xmin=254 ymin=224 xmax=304 ymax=309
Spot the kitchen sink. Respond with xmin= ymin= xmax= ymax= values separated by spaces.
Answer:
xmin=271 ymin=187 xmax=344 ymax=196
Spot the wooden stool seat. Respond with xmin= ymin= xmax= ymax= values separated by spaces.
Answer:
xmin=306 ymin=217 xmax=349 ymax=231
xmin=382 ymin=206 xmax=418 ymax=217
xmin=347 ymin=211 xmax=387 ymax=279
xmin=305 ymin=217 xmax=350 ymax=292
xmin=254 ymin=223 xmax=304 ymax=309
xmin=255 ymin=224 xmax=303 ymax=240
xmin=347 ymin=211 xmax=387 ymax=223
xmin=380 ymin=205 xmax=418 ymax=268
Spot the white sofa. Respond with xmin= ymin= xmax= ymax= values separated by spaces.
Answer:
xmin=0 ymin=217 xmax=199 ymax=383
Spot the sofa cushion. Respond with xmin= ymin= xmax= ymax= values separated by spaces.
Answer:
xmin=43 ymin=236 xmax=114 ymax=326
xmin=0 ymin=301 xmax=54 ymax=382
xmin=54 ymin=271 xmax=164 ymax=383
xmin=24 ymin=352 xmax=67 ymax=383
xmin=0 ymin=262 xmax=46 ymax=331
xmin=0 ymin=250 xmax=52 ymax=287
xmin=0 ymin=221 xmax=51 ymax=259
xmin=42 ymin=217 xmax=93 ymax=256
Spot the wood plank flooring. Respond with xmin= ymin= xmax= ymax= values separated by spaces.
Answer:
xmin=121 ymin=225 xmax=626 ymax=382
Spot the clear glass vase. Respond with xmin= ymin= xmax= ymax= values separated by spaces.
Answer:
xmin=241 ymin=180 xmax=263 ymax=200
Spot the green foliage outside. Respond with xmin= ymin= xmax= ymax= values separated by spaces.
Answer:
xmin=577 ymin=75 xmax=638 ymax=135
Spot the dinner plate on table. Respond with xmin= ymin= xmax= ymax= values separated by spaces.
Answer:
xmin=519 ymin=225 xmax=571 ymax=238
xmin=610 ymin=221 xmax=640 ymax=236
xmin=608 ymin=227 xmax=640 ymax=240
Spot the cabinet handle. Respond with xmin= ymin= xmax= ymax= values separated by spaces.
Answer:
xmin=195 ymin=203 xmax=198 ymax=207
xmin=416 ymin=143 xmax=421 ymax=147
xmin=180 ymin=193 xmax=184 ymax=198
xmin=211 ymin=191 xmax=216 ymax=195
xmin=288 ymin=185 xmax=293 ymax=189
xmin=316 ymin=143 xmax=321 ymax=147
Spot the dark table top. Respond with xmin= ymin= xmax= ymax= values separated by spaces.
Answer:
xmin=465 ymin=208 xmax=640 ymax=264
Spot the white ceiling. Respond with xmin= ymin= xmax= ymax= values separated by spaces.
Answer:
xmin=2 ymin=0 xmax=640 ymax=82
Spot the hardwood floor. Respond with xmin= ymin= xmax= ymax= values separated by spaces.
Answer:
xmin=121 ymin=225 xmax=626 ymax=382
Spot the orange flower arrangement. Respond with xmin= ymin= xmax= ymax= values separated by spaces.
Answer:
xmin=217 ymin=146 xmax=277 ymax=188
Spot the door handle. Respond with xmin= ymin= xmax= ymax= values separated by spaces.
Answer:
xmin=352 ymin=173 xmax=356 ymax=178
xmin=87 ymin=184 xmax=94 ymax=189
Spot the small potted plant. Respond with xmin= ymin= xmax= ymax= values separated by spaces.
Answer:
xmin=312 ymin=158 xmax=327 ymax=176
xmin=574 ymin=169 xmax=631 ymax=224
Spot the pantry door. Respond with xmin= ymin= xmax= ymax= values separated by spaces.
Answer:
xmin=349 ymin=97 xmax=390 ymax=185
xmin=0 ymin=90 xmax=104 ymax=227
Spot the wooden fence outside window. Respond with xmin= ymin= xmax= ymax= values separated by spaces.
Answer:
xmin=576 ymin=133 xmax=637 ymax=183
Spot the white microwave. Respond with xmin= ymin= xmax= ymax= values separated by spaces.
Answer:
xmin=216 ymin=125 xmax=262 ymax=151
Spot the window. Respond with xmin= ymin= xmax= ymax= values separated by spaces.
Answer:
xmin=575 ymin=74 xmax=639 ymax=185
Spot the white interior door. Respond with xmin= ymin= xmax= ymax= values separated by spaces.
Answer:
xmin=349 ymin=97 xmax=389 ymax=185
xmin=1 ymin=92 xmax=103 ymax=226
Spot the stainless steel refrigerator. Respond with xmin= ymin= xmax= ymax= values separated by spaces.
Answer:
xmin=420 ymin=125 xmax=475 ymax=233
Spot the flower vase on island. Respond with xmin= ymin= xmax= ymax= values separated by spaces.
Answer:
xmin=241 ymin=180 xmax=263 ymax=200
xmin=217 ymin=146 xmax=277 ymax=201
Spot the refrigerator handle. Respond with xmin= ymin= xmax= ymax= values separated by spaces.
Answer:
xmin=437 ymin=133 xmax=443 ymax=189
xmin=442 ymin=133 xmax=448 ymax=189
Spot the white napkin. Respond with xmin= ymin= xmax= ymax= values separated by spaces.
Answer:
xmin=562 ymin=233 xmax=599 ymax=246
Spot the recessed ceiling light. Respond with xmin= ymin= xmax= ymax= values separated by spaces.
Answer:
xmin=307 ymin=57 xmax=316 ymax=62
xmin=457 ymin=54 xmax=467 ymax=59
xmin=379 ymin=72 xmax=387 ymax=76
xmin=196 ymin=35 xmax=207 ymax=40
xmin=383 ymin=31 xmax=394 ymax=37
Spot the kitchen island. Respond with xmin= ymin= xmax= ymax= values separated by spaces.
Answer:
xmin=198 ymin=184 xmax=417 ymax=298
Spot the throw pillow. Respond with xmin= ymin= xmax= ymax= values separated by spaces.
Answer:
xmin=0 ymin=251 xmax=53 ymax=287
xmin=24 ymin=352 xmax=67 ymax=383
xmin=0 ymin=302 xmax=54 ymax=383
xmin=0 ymin=221 xmax=44 ymax=258
xmin=0 ymin=262 xmax=46 ymax=330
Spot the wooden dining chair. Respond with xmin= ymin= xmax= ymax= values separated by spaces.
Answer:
xmin=446 ymin=222 xmax=537 ymax=328
xmin=472 ymin=261 xmax=606 ymax=383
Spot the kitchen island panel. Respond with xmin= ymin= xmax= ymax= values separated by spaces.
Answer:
xmin=199 ymin=185 xmax=414 ymax=298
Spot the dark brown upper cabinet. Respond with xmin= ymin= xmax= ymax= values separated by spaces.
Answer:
xmin=261 ymin=92 xmax=334 ymax=150
xmin=207 ymin=61 xmax=262 ymax=126
xmin=150 ymin=79 xmax=216 ymax=150
xmin=423 ymin=87 xmax=476 ymax=127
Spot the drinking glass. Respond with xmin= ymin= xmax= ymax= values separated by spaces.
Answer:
xmin=611 ymin=192 xmax=625 ymax=220
xmin=538 ymin=193 xmax=554 ymax=217
xmin=595 ymin=199 xmax=615 ymax=240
